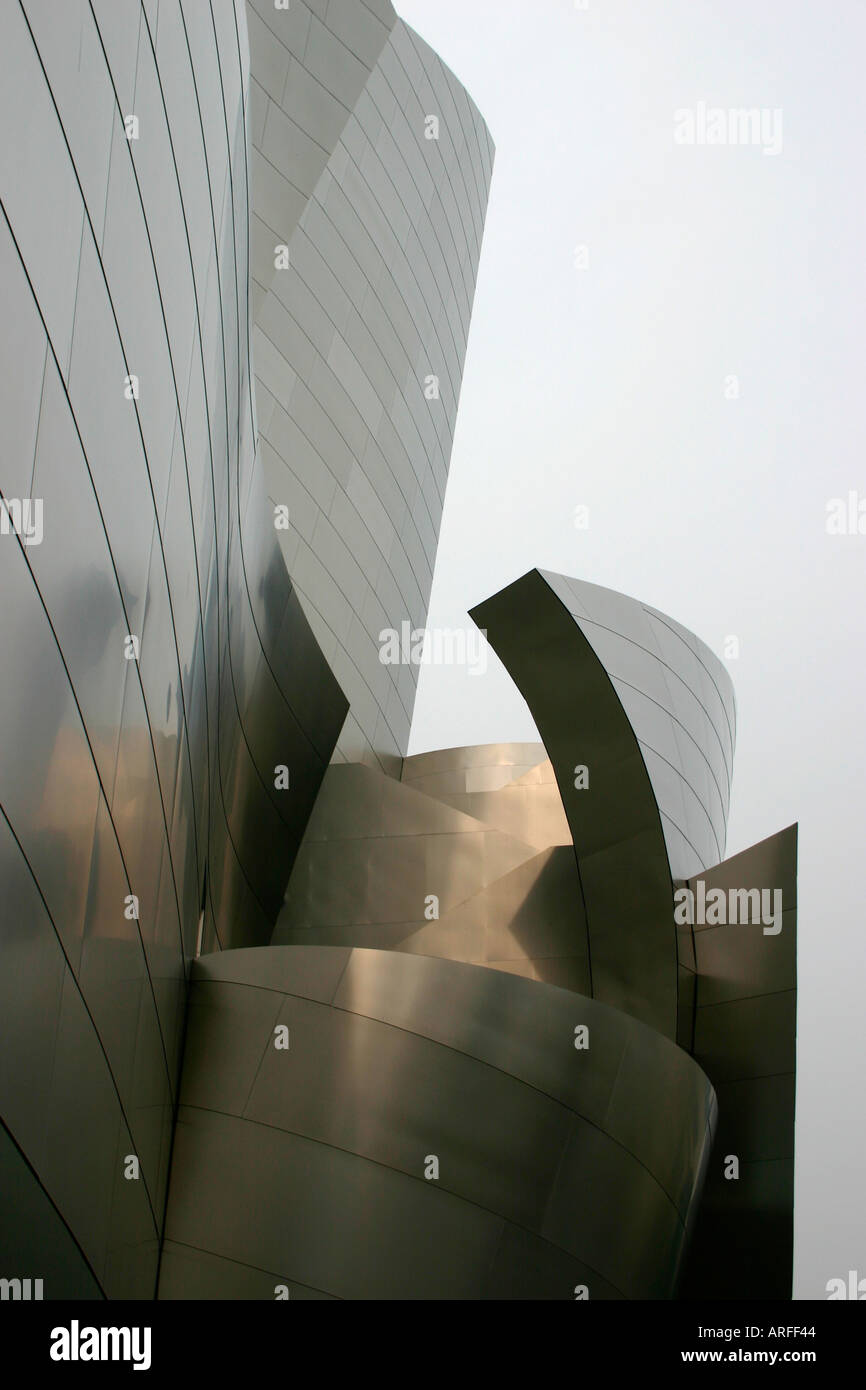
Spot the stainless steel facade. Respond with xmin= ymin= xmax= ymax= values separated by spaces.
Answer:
xmin=0 ymin=0 xmax=346 ymax=1298
xmin=160 ymin=944 xmax=716 ymax=1300
xmin=275 ymin=748 xmax=592 ymax=992
xmin=678 ymin=825 xmax=798 ymax=1300
xmin=473 ymin=569 xmax=684 ymax=1039
xmin=272 ymin=569 xmax=796 ymax=1297
xmin=474 ymin=569 xmax=797 ymax=1298
xmin=1 ymin=2 xmax=795 ymax=1305
xmin=247 ymin=0 xmax=494 ymax=773
xmin=538 ymin=570 xmax=736 ymax=879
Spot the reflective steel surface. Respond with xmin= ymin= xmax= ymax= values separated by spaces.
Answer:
xmin=274 ymin=753 xmax=592 ymax=989
xmin=472 ymin=569 xmax=680 ymax=1038
xmin=160 ymin=945 xmax=716 ymax=1299
xmin=539 ymin=571 xmax=736 ymax=878
xmin=0 ymin=0 xmax=346 ymax=1298
xmin=0 ymin=0 xmax=796 ymax=1306
xmin=247 ymin=0 xmax=494 ymax=773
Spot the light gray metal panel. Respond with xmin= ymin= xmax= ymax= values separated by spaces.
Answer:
xmin=0 ymin=1 xmax=85 ymax=379
xmin=546 ymin=571 xmax=736 ymax=873
xmin=246 ymin=6 xmax=493 ymax=769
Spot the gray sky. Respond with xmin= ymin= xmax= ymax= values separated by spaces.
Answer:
xmin=398 ymin=0 xmax=866 ymax=1299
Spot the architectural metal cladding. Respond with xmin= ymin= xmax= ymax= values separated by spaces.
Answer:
xmin=247 ymin=0 xmax=495 ymax=773
xmin=401 ymin=742 xmax=572 ymax=849
xmin=538 ymin=571 xmax=736 ymax=879
xmin=275 ymin=748 xmax=592 ymax=992
xmin=1 ymin=0 xmax=796 ymax=1307
xmin=472 ymin=569 xmax=683 ymax=1039
xmin=160 ymin=944 xmax=716 ymax=1300
xmin=0 ymin=0 xmax=346 ymax=1299
xmin=678 ymin=825 xmax=798 ymax=1300
xmin=473 ymin=568 xmax=797 ymax=1298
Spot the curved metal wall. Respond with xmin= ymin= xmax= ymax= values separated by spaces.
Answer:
xmin=0 ymin=2 xmax=795 ymax=1308
xmin=160 ymin=945 xmax=716 ymax=1300
xmin=540 ymin=571 xmax=736 ymax=878
xmin=245 ymin=0 xmax=397 ymax=313
xmin=401 ymin=742 xmax=572 ymax=849
xmin=472 ymin=569 xmax=680 ymax=1039
xmin=0 ymin=0 xmax=345 ymax=1299
xmin=275 ymin=753 xmax=591 ymax=992
xmin=248 ymin=6 xmax=495 ymax=772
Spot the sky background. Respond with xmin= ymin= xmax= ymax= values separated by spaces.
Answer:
xmin=397 ymin=0 xmax=866 ymax=1299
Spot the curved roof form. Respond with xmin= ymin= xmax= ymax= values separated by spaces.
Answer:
xmin=471 ymin=569 xmax=681 ymax=1038
xmin=539 ymin=571 xmax=736 ymax=878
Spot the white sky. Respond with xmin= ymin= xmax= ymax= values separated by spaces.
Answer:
xmin=398 ymin=0 xmax=866 ymax=1299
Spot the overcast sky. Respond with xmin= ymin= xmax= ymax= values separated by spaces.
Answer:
xmin=397 ymin=0 xmax=866 ymax=1299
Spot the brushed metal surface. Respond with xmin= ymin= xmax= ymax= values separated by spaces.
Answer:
xmin=0 ymin=0 xmax=346 ymax=1296
xmin=161 ymin=945 xmax=716 ymax=1299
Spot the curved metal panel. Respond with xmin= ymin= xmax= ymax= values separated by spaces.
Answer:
xmin=0 ymin=0 xmax=345 ymax=1297
xmin=678 ymin=824 xmax=798 ymax=1300
xmin=274 ymin=757 xmax=592 ymax=991
xmin=402 ymin=742 xmax=572 ymax=849
xmin=0 ymin=0 xmax=795 ymax=1310
xmin=161 ymin=945 xmax=716 ymax=1299
xmin=471 ymin=569 xmax=679 ymax=1038
xmin=539 ymin=571 xmax=736 ymax=877
xmin=249 ymin=7 xmax=495 ymax=771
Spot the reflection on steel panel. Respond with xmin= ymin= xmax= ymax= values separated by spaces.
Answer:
xmin=0 ymin=0 xmax=346 ymax=1297
xmin=160 ymin=945 xmax=716 ymax=1299
xmin=0 ymin=0 xmax=798 ymax=1307
xmin=249 ymin=4 xmax=494 ymax=772
xmin=471 ymin=569 xmax=679 ymax=1039
xmin=274 ymin=756 xmax=592 ymax=990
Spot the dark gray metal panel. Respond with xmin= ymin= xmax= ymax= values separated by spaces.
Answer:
xmin=0 ymin=1121 xmax=104 ymax=1301
xmin=542 ymin=1116 xmax=686 ymax=1300
xmin=158 ymin=1241 xmax=337 ymax=1300
xmin=177 ymin=981 xmax=284 ymax=1117
xmin=482 ymin=1221 xmax=625 ymax=1301
xmin=678 ymin=824 xmax=798 ymax=1300
xmin=164 ymin=1105 xmax=506 ymax=1300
